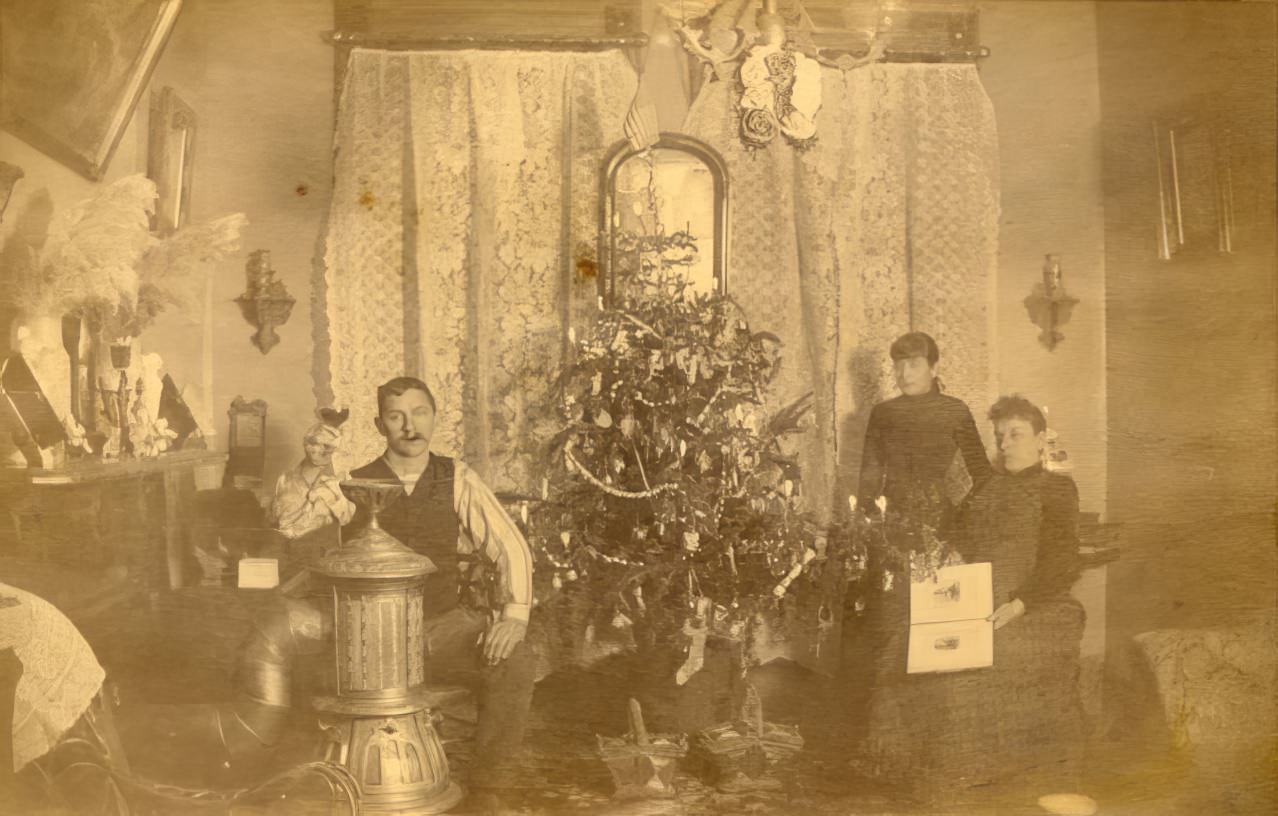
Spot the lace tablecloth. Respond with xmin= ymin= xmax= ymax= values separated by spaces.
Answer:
xmin=0 ymin=582 xmax=105 ymax=772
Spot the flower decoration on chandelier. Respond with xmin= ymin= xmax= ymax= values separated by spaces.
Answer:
xmin=737 ymin=44 xmax=822 ymax=150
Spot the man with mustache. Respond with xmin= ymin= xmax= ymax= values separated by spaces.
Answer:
xmin=347 ymin=376 xmax=535 ymax=810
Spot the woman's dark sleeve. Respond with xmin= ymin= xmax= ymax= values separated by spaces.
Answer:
xmin=1012 ymin=475 xmax=1082 ymax=607
xmin=857 ymin=404 xmax=887 ymax=507
xmin=952 ymin=405 xmax=993 ymax=494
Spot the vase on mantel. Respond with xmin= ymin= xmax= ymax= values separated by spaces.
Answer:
xmin=86 ymin=332 xmax=139 ymax=457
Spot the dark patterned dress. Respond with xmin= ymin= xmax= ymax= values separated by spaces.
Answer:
xmin=857 ymin=383 xmax=993 ymax=514
xmin=854 ymin=464 xmax=1087 ymax=801
xmin=841 ymin=384 xmax=992 ymax=734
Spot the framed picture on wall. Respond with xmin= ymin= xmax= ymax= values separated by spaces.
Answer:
xmin=147 ymin=86 xmax=196 ymax=236
xmin=0 ymin=0 xmax=184 ymax=181
xmin=1153 ymin=111 xmax=1236 ymax=260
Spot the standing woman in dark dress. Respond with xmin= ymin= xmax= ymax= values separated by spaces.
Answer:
xmin=840 ymin=332 xmax=993 ymax=733
xmin=856 ymin=396 xmax=1087 ymax=804
xmin=857 ymin=331 xmax=993 ymax=515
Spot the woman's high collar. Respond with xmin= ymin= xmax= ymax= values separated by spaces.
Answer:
xmin=998 ymin=462 xmax=1045 ymax=478
xmin=901 ymin=380 xmax=942 ymax=400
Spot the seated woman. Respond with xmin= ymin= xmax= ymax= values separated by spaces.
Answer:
xmin=855 ymin=395 xmax=1086 ymax=803
xmin=269 ymin=410 xmax=355 ymax=569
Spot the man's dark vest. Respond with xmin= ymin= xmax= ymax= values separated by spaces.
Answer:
xmin=347 ymin=454 xmax=460 ymax=618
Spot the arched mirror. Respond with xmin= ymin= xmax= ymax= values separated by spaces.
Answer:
xmin=600 ymin=133 xmax=729 ymax=304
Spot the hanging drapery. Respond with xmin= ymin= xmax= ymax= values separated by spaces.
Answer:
xmin=682 ymin=63 xmax=1000 ymax=522
xmin=321 ymin=51 xmax=412 ymax=476
xmin=407 ymin=51 xmax=634 ymax=493
xmin=320 ymin=48 xmax=634 ymax=484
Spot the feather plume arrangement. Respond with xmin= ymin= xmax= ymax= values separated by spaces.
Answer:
xmin=6 ymin=174 xmax=246 ymax=333
xmin=28 ymin=174 xmax=156 ymax=317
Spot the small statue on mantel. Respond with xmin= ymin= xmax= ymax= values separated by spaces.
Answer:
xmin=270 ymin=408 xmax=356 ymax=544
xmin=127 ymin=354 xmax=178 ymax=458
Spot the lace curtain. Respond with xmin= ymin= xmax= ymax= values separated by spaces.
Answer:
xmin=321 ymin=51 xmax=411 ymax=477
xmin=321 ymin=52 xmax=998 ymax=504
xmin=683 ymin=63 xmax=1000 ymax=520
xmin=320 ymin=49 xmax=635 ymax=485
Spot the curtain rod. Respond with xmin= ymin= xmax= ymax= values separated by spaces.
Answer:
xmin=325 ymin=33 xmax=987 ymax=62
xmin=847 ymin=46 xmax=990 ymax=62
xmin=327 ymin=31 xmax=648 ymax=52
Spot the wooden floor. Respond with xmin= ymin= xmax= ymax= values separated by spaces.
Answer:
xmin=1 ymin=558 xmax=1254 ymax=816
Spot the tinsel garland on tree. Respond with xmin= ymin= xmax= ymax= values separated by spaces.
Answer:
xmin=511 ymin=236 xmax=832 ymax=660
xmin=504 ymin=231 xmax=958 ymax=675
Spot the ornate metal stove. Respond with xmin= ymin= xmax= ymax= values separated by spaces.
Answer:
xmin=313 ymin=479 xmax=463 ymax=813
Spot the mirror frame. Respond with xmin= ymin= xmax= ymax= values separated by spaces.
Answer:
xmin=598 ymin=133 xmax=730 ymax=305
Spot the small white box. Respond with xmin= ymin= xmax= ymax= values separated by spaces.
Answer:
xmin=238 ymin=558 xmax=279 ymax=589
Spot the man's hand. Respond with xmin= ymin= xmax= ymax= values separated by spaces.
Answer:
xmin=482 ymin=617 xmax=527 ymax=665
xmin=988 ymin=598 xmax=1026 ymax=630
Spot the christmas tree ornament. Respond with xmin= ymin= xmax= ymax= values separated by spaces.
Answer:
xmin=675 ymin=599 xmax=712 ymax=686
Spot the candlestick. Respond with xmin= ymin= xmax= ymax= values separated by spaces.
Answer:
xmin=1043 ymin=254 xmax=1063 ymax=296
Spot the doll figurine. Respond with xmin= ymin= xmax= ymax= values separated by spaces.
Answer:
xmin=270 ymin=408 xmax=355 ymax=541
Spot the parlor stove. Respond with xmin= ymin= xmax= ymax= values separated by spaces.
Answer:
xmin=313 ymin=479 xmax=463 ymax=813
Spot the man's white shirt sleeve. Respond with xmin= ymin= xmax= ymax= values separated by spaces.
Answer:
xmin=453 ymin=460 xmax=533 ymax=621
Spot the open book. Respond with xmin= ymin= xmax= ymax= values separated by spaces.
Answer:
xmin=907 ymin=562 xmax=994 ymax=674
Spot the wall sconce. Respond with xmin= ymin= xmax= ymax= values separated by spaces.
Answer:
xmin=234 ymin=250 xmax=295 ymax=354
xmin=1023 ymin=254 xmax=1079 ymax=351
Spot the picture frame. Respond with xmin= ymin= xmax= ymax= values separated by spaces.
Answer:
xmin=0 ymin=0 xmax=185 ymax=181
xmin=1153 ymin=110 xmax=1236 ymax=260
xmin=600 ymin=133 xmax=730 ymax=306
xmin=147 ymin=86 xmax=196 ymax=236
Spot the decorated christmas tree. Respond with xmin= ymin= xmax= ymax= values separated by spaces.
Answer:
xmin=509 ymin=221 xmax=841 ymax=674
xmin=505 ymin=202 xmax=955 ymax=681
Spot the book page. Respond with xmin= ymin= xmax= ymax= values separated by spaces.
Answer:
xmin=909 ymin=562 xmax=993 ymax=625
xmin=907 ymin=562 xmax=995 ymax=673
xmin=907 ymin=618 xmax=995 ymax=674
